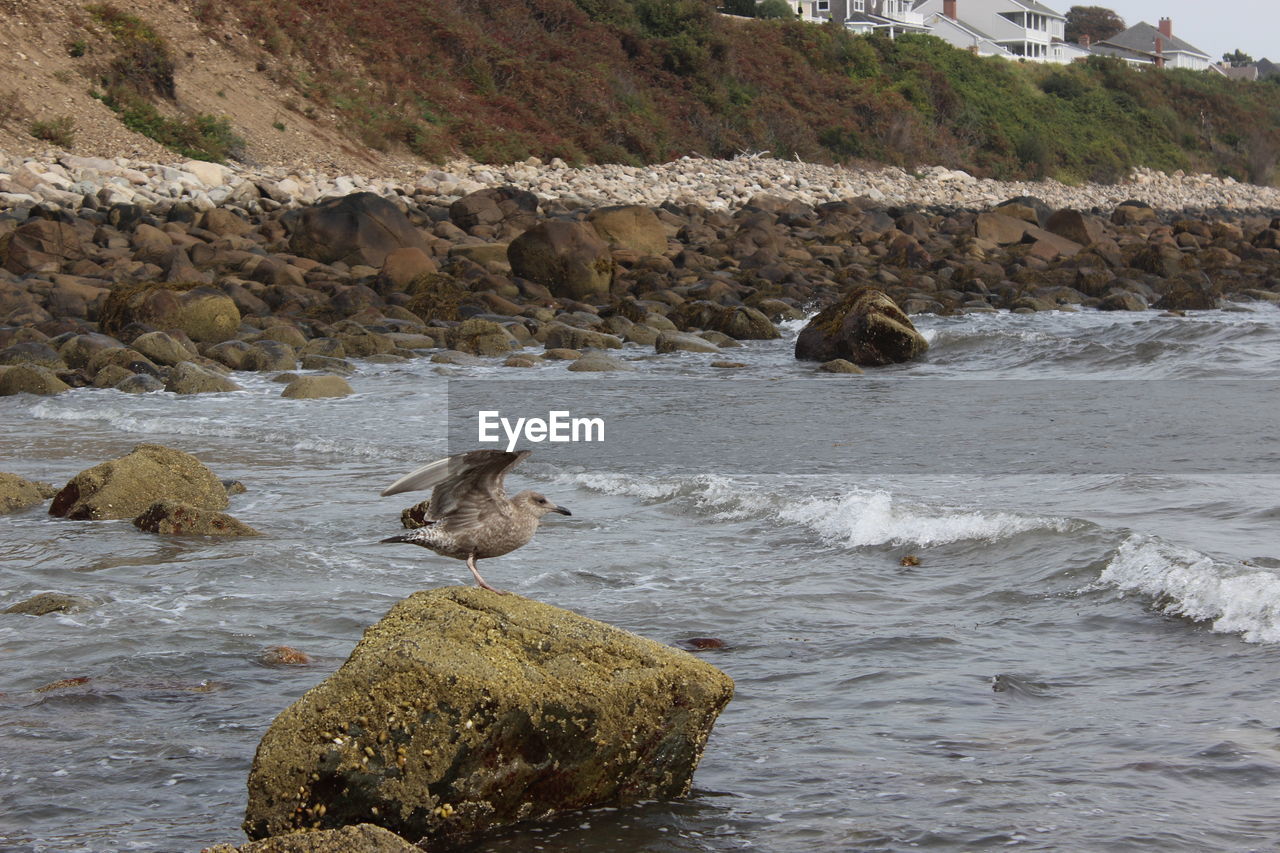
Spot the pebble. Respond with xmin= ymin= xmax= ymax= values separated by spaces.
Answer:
xmin=2 ymin=151 xmax=1278 ymax=218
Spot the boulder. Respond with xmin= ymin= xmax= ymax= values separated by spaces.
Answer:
xmin=449 ymin=186 xmax=539 ymax=233
xmin=1112 ymin=200 xmax=1158 ymax=226
xmin=668 ymin=302 xmax=779 ymax=340
xmin=49 ymin=443 xmax=229 ymax=521
xmin=377 ymin=248 xmax=438 ymax=293
xmin=243 ymin=587 xmax=733 ymax=847
xmin=100 ymin=283 xmax=241 ymax=344
xmin=242 ymin=341 xmax=298 ymax=372
xmin=795 ymin=287 xmax=929 ymax=366
xmin=508 ymin=220 xmax=614 ymax=301
xmin=445 ymin=319 xmax=519 ymax=357
xmin=542 ymin=323 xmax=622 ymax=351
xmin=3 ymin=592 xmax=94 ymax=615
xmin=0 ymin=472 xmax=58 ymax=513
xmin=819 ymin=358 xmax=864 ymax=374
xmin=289 ymin=192 xmax=427 ymax=268
xmin=567 ymin=351 xmax=625 ymax=371
xmin=203 ymin=824 xmax=420 ymax=853
xmin=133 ymin=500 xmax=260 ymax=536
xmin=1045 ymin=209 xmax=1106 ymax=247
xmin=59 ymin=333 xmax=124 ymax=369
xmin=131 ymin=330 xmax=197 ymax=366
xmin=974 ymin=212 xmax=1033 ymax=245
xmin=281 ymin=375 xmax=354 ymax=399
xmin=0 ymin=364 xmax=70 ymax=396
xmin=165 ymin=362 xmax=242 ymax=394
xmin=586 ymin=205 xmax=668 ymax=255
xmin=3 ymin=219 xmax=85 ymax=275
xmin=116 ymin=374 xmax=165 ymax=393
xmin=655 ymin=331 xmax=719 ymax=354
xmin=0 ymin=340 xmax=67 ymax=369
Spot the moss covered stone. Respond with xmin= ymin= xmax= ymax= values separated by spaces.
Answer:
xmin=243 ymin=587 xmax=733 ymax=847
xmin=50 ymin=443 xmax=229 ymax=521
xmin=133 ymin=500 xmax=260 ymax=536
xmin=0 ymin=472 xmax=58 ymax=513
xmin=794 ymin=286 xmax=928 ymax=366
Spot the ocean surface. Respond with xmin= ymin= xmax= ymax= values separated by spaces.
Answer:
xmin=2 ymin=304 xmax=1280 ymax=852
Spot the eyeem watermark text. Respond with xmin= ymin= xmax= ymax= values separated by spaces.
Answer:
xmin=477 ymin=410 xmax=605 ymax=452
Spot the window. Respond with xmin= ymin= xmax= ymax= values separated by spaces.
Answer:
xmin=817 ymin=0 xmax=829 ymax=10
xmin=853 ymin=0 xmax=865 ymax=11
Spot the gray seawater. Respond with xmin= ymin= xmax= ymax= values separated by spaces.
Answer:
xmin=3 ymin=305 xmax=1280 ymax=852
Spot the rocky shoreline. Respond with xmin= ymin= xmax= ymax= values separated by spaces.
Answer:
xmin=2 ymin=148 xmax=1279 ymax=395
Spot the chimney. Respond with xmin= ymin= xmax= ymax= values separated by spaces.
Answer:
xmin=1155 ymin=36 xmax=1165 ymax=67
xmin=1158 ymin=17 xmax=1172 ymax=38
xmin=943 ymin=0 xmax=956 ymax=19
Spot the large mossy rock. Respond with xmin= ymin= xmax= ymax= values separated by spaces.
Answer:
xmin=289 ymin=192 xmax=427 ymax=268
xmin=100 ymin=282 xmax=241 ymax=343
xmin=795 ymin=287 xmax=928 ymax=366
xmin=243 ymin=587 xmax=734 ymax=848
xmin=0 ymin=364 xmax=70 ymax=396
xmin=3 ymin=219 xmax=85 ymax=275
xmin=49 ymin=443 xmax=229 ymax=521
xmin=507 ymin=220 xmax=615 ymax=301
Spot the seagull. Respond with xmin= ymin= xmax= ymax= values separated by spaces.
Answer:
xmin=379 ymin=449 xmax=571 ymax=594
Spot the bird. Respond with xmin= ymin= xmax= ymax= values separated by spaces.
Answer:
xmin=379 ymin=449 xmax=571 ymax=594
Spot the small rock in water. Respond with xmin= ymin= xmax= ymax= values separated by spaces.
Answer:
xmin=900 ymin=554 xmax=921 ymax=567
xmin=680 ymin=637 xmax=728 ymax=651
xmin=3 ymin=592 xmax=95 ymax=615
xmin=35 ymin=676 xmax=91 ymax=693
xmin=257 ymin=646 xmax=313 ymax=667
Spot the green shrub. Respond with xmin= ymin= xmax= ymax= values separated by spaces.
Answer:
xmin=29 ymin=116 xmax=76 ymax=148
xmin=93 ymin=88 xmax=243 ymax=162
xmin=756 ymin=0 xmax=795 ymax=19
xmin=87 ymin=3 xmax=175 ymax=98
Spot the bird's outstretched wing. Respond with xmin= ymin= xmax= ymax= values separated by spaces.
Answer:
xmin=381 ymin=450 xmax=531 ymax=519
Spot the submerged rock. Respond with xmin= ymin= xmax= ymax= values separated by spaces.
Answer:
xmin=50 ymin=443 xmax=229 ymax=521
xmin=794 ymin=287 xmax=928 ymax=366
xmin=203 ymin=823 xmax=419 ymax=853
xmin=243 ymin=587 xmax=733 ymax=847
xmin=4 ymin=592 xmax=94 ymax=615
xmin=281 ymin=375 xmax=354 ymax=399
xmin=0 ymin=472 xmax=58 ymax=513
xmin=133 ymin=500 xmax=261 ymax=536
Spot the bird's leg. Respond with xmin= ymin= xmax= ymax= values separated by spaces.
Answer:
xmin=467 ymin=554 xmax=507 ymax=595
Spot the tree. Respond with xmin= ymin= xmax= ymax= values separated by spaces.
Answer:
xmin=1223 ymin=49 xmax=1254 ymax=67
xmin=755 ymin=0 xmax=796 ymax=18
xmin=722 ymin=0 xmax=757 ymax=16
xmin=1064 ymin=6 xmax=1125 ymax=45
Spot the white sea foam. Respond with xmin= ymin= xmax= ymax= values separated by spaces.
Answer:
xmin=551 ymin=469 xmax=1067 ymax=548
xmin=1098 ymin=534 xmax=1280 ymax=644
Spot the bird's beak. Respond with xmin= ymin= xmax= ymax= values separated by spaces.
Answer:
xmin=552 ymin=505 xmax=572 ymax=516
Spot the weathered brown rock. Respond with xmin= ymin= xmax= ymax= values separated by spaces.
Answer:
xmin=133 ymin=500 xmax=260 ymax=536
xmin=204 ymin=823 xmax=420 ymax=853
xmin=289 ymin=193 xmax=427 ymax=267
xmin=281 ymin=374 xmax=354 ymax=399
xmin=100 ymin=283 xmax=241 ymax=343
xmin=1045 ymin=209 xmax=1106 ymax=247
xmin=3 ymin=592 xmax=94 ymax=615
xmin=587 ymin=205 xmax=669 ymax=255
xmin=50 ymin=443 xmax=229 ymax=521
xmin=131 ymin=330 xmax=197 ymax=366
xmin=165 ymin=362 xmax=242 ymax=394
xmin=655 ymin=331 xmax=719 ymax=354
xmin=566 ymin=351 xmax=625 ymax=371
xmin=3 ymin=219 xmax=85 ymax=275
xmin=794 ymin=287 xmax=929 ymax=366
xmin=0 ymin=472 xmax=58 ymax=513
xmin=243 ymin=587 xmax=733 ymax=847
xmin=449 ymin=186 xmax=539 ymax=233
xmin=1112 ymin=200 xmax=1158 ymax=225
xmin=508 ymin=220 xmax=614 ymax=301
xmin=819 ymin=358 xmax=864 ymax=374
xmin=542 ymin=323 xmax=622 ymax=351
xmin=377 ymin=248 xmax=438 ymax=293
xmin=445 ymin=318 xmax=519 ymax=356
xmin=668 ymin=301 xmax=779 ymax=340
xmin=0 ymin=364 xmax=70 ymax=395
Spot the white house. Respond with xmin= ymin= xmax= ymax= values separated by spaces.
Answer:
xmin=798 ymin=0 xmax=929 ymax=38
xmin=1093 ymin=19 xmax=1212 ymax=71
xmin=912 ymin=0 xmax=1069 ymax=62
xmin=918 ymin=11 xmax=1013 ymax=57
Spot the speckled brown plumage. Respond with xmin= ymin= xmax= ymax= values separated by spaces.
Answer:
xmin=380 ymin=450 xmax=571 ymax=593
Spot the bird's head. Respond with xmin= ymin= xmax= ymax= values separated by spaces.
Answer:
xmin=516 ymin=490 xmax=572 ymax=518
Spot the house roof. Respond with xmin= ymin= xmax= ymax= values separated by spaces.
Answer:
xmin=1257 ymin=58 xmax=1280 ymax=78
xmin=1100 ymin=21 xmax=1210 ymax=59
xmin=1012 ymin=0 xmax=1065 ymax=19
xmin=1089 ymin=43 xmax=1155 ymax=64
xmin=924 ymin=12 xmax=1010 ymax=53
xmin=1217 ymin=64 xmax=1260 ymax=81
xmin=845 ymin=10 xmax=930 ymax=31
